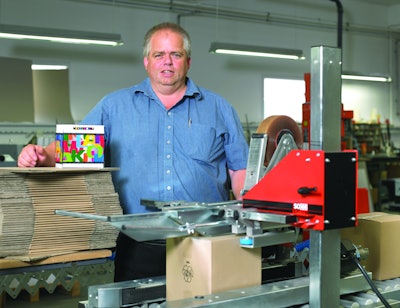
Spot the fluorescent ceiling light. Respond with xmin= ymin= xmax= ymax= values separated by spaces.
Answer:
xmin=209 ymin=42 xmax=305 ymax=60
xmin=32 ymin=64 xmax=68 ymax=70
xmin=0 ymin=24 xmax=123 ymax=46
xmin=341 ymin=73 xmax=391 ymax=83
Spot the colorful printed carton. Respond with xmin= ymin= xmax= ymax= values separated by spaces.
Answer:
xmin=55 ymin=124 xmax=105 ymax=168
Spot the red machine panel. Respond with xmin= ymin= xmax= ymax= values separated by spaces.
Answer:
xmin=242 ymin=150 xmax=358 ymax=231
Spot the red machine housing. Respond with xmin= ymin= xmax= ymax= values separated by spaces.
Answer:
xmin=242 ymin=150 xmax=358 ymax=231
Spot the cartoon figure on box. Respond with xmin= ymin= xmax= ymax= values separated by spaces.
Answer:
xmin=55 ymin=133 xmax=104 ymax=163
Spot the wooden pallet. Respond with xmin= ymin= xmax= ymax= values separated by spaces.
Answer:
xmin=0 ymin=249 xmax=112 ymax=267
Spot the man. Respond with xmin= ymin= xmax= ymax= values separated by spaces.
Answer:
xmin=18 ymin=22 xmax=249 ymax=281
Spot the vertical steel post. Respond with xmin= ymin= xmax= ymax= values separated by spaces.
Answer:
xmin=309 ymin=46 xmax=342 ymax=307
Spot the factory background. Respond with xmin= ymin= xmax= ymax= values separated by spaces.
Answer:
xmin=0 ymin=0 xmax=398 ymax=133
xmin=1 ymin=1 xmax=400 ymax=307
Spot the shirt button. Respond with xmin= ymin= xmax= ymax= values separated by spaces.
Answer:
xmin=166 ymin=154 xmax=171 ymax=159
xmin=166 ymin=140 xmax=171 ymax=144
xmin=167 ymin=125 xmax=172 ymax=130
xmin=166 ymin=186 xmax=171 ymax=191
xmin=167 ymin=112 xmax=172 ymax=116
xmin=166 ymin=169 xmax=171 ymax=174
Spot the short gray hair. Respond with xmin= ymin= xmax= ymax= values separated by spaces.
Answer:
xmin=143 ymin=22 xmax=191 ymax=58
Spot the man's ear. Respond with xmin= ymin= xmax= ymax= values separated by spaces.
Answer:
xmin=143 ymin=57 xmax=148 ymax=69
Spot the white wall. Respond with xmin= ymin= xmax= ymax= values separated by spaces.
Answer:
xmin=0 ymin=0 xmax=398 ymax=127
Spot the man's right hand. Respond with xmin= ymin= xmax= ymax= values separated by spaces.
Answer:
xmin=18 ymin=144 xmax=52 ymax=167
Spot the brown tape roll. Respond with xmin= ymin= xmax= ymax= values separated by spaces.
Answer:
xmin=256 ymin=115 xmax=302 ymax=167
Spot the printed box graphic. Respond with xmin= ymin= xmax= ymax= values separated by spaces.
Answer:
xmin=55 ymin=124 xmax=105 ymax=168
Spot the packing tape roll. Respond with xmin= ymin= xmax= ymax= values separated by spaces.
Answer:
xmin=256 ymin=115 xmax=302 ymax=167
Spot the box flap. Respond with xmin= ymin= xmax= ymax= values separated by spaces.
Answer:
xmin=358 ymin=212 xmax=400 ymax=223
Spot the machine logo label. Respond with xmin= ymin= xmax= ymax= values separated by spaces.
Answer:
xmin=293 ymin=202 xmax=308 ymax=211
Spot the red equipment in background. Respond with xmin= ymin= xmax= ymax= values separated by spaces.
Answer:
xmin=302 ymin=73 xmax=354 ymax=151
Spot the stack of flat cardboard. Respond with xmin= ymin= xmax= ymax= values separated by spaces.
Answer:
xmin=0 ymin=168 xmax=122 ymax=260
xmin=0 ymin=171 xmax=34 ymax=256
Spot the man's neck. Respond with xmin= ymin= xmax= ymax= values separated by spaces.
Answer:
xmin=157 ymin=91 xmax=185 ymax=109
xmin=153 ymin=84 xmax=187 ymax=109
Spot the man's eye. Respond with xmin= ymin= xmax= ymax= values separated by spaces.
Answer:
xmin=172 ymin=53 xmax=182 ymax=59
xmin=154 ymin=53 xmax=163 ymax=59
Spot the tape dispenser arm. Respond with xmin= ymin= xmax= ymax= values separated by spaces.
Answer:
xmin=242 ymin=115 xmax=302 ymax=194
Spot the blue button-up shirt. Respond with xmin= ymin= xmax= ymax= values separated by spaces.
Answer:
xmin=81 ymin=77 xmax=248 ymax=214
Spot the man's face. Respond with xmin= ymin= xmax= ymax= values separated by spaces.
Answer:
xmin=144 ymin=29 xmax=191 ymax=91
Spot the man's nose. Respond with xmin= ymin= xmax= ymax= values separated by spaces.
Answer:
xmin=164 ymin=54 xmax=173 ymax=64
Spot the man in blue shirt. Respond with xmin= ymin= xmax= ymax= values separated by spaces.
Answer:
xmin=18 ymin=22 xmax=249 ymax=281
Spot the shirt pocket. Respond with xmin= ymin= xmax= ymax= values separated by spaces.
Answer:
xmin=178 ymin=123 xmax=223 ymax=162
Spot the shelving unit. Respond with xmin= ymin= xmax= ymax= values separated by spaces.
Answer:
xmin=353 ymin=123 xmax=383 ymax=154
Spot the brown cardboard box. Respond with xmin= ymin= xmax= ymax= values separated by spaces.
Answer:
xmin=166 ymin=234 xmax=261 ymax=301
xmin=341 ymin=212 xmax=400 ymax=280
